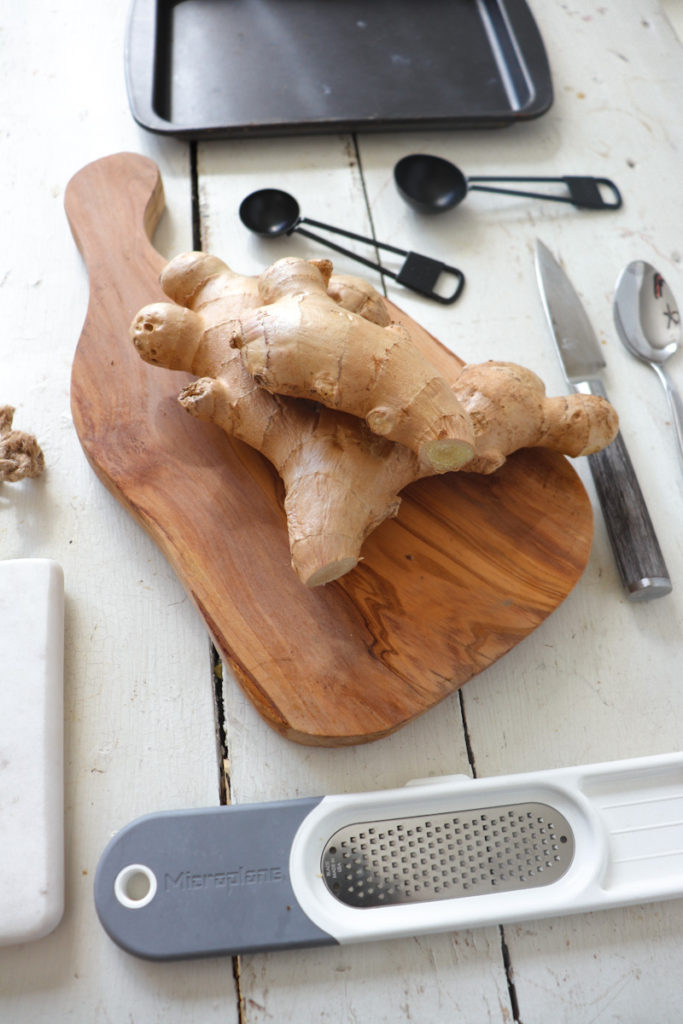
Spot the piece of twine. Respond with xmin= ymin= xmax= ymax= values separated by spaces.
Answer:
xmin=0 ymin=405 xmax=45 ymax=482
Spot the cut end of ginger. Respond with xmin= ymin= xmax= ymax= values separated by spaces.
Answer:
xmin=303 ymin=557 xmax=360 ymax=587
xmin=421 ymin=438 xmax=475 ymax=473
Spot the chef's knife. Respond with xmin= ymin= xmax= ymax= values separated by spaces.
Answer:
xmin=535 ymin=240 xmax=671 ymax=600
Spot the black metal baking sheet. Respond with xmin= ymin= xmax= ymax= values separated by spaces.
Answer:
xmin=125 ymin=0 xmax=553 ymax=139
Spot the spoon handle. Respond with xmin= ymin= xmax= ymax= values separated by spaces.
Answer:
xmin=576 ymin=380 xmax=672 ymax=599
xmin=468 ymin=176 xmax=622 ymax=210
xmin=296 ymin=223 xmax=465 ymax=304
xmin=655 ymin=364 xmax=683 ymax=476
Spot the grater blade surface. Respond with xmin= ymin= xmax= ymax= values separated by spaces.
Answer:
xmin=321 ymin=802 xmax=574 ymax=907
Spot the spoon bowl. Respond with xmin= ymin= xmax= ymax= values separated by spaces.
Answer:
xmin=614 ymin=260 xmax=680 ymax=363
xmin=239 ymin=188 xmax=301 ymax=236
xmin=394 ymin=154 xmax=468 ymax=213
xmin=614 ymin=260 xmax=683 ymax=473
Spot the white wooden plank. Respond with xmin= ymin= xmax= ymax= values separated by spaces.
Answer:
xmin=0 ymin=1 xmax=238 ymax=1019
xmin=353 ymin=0 xmax=683 ymax=771
xmin=465 ymin=5 xmax=683 ymax=1017
xmin=207 ymin=2 xmax=683 ymax=1020
xmin=223 ymin=703 xmax=512 ymax=1022
xmin=504 ymin=901 xmax=683 ymax=1024
xmin=198 ymin=139 xmax=514 ymax=1018
xmin=196 ymin=135 xmax=378 ymax=280
xmin=355 ymin=2 xmax=683 ymax=1020
xmin=236 ymin=929 xmax=511 ymax=1024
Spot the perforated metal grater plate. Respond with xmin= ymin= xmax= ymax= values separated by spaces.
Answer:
xmin=321 ymin=802 xmax=575 ymax=907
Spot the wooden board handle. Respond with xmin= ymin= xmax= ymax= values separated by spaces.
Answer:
xmin=66 ymin=151 xmax=166 ymax=274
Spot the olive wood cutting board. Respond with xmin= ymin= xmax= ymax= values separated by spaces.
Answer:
xmin=66 ymin=153 xmax=593 ymax=746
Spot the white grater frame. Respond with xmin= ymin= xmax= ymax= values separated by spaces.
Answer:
xmin=289 ymin=752 xmax=683 ymax=944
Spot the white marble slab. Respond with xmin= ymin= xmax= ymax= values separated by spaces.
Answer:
xmin=0 ymin=559 xmax=64 ymax=946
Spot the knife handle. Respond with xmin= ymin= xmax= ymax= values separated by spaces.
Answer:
xmin=578 ymin=382 xmax=672 ymax=600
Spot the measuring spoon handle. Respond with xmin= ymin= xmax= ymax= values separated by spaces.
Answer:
xmin=468 ymin=176 xmax=622 ymax=210
xmin=297 ymin=223 xmax=465 ymax=304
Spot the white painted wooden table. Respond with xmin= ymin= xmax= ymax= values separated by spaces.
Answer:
xmin=2 ymin=2 xmax=682 ymax=1020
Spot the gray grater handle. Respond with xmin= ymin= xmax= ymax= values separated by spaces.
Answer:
xmin=94 ymin=799 xmax=336 ymax=960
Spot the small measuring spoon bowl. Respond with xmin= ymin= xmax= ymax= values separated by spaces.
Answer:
xmin=239 ymin=188 xmax=301 ymax=236
xmin=394 ymin=154 xmax=622 ymax=213
xmin=614 ymin=260 xmax=683 ymax=473
xmin=239 ymin=188 xmax=465 ymax=304
xmin=393 ymin=155 xmax=467 ymax=213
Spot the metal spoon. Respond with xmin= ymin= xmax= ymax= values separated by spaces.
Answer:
xmin=238 ymin=188 xmax=465 ymax=303
xmin=614 ymin=260 xmax=683 ymax=473
xmin=393 ymin=153 xmax=622 ymax=214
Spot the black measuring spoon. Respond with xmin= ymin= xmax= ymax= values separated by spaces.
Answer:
xmin=239 ymin=188 xmax=465 ymax=304
xmin=394 ymin=154 xmax=623 ymax=214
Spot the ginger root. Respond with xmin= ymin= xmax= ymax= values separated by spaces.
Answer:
xmin=131 ymin=253 xmax=618 ymax=586
xmin=232 ymin=258 xmax=475 ymax=473
xmin=132 ymin=253 xmax=424 ymax=585
xmin=454 ymin=362 xmax=618 ymax=473
xmin=0 ymin=406 xmax=45 ymax=482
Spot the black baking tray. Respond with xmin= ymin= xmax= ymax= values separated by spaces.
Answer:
xmin=125 ymin=0 xmax=553 ymax=139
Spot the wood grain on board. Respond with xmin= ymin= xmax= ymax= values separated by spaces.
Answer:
xmin=66 ymin=152 xmax=593 ymax=746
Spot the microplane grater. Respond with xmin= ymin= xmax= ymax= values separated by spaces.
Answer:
xmin=94 ymin=752 xmax=683 ymax=961
xmin=321 ymin=802 xmax=574 ymax=907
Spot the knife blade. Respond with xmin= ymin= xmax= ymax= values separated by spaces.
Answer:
xmin=535 ymin=240 xmax=671 ymax=600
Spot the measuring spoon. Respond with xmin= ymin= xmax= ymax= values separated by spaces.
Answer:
xmin=239 ymin=188 xmax=464 ymax=304
xmin=614 ymin=260 xmax=683 ymax=473
xmin=394 ymin=154 xmax=622 ymax=214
